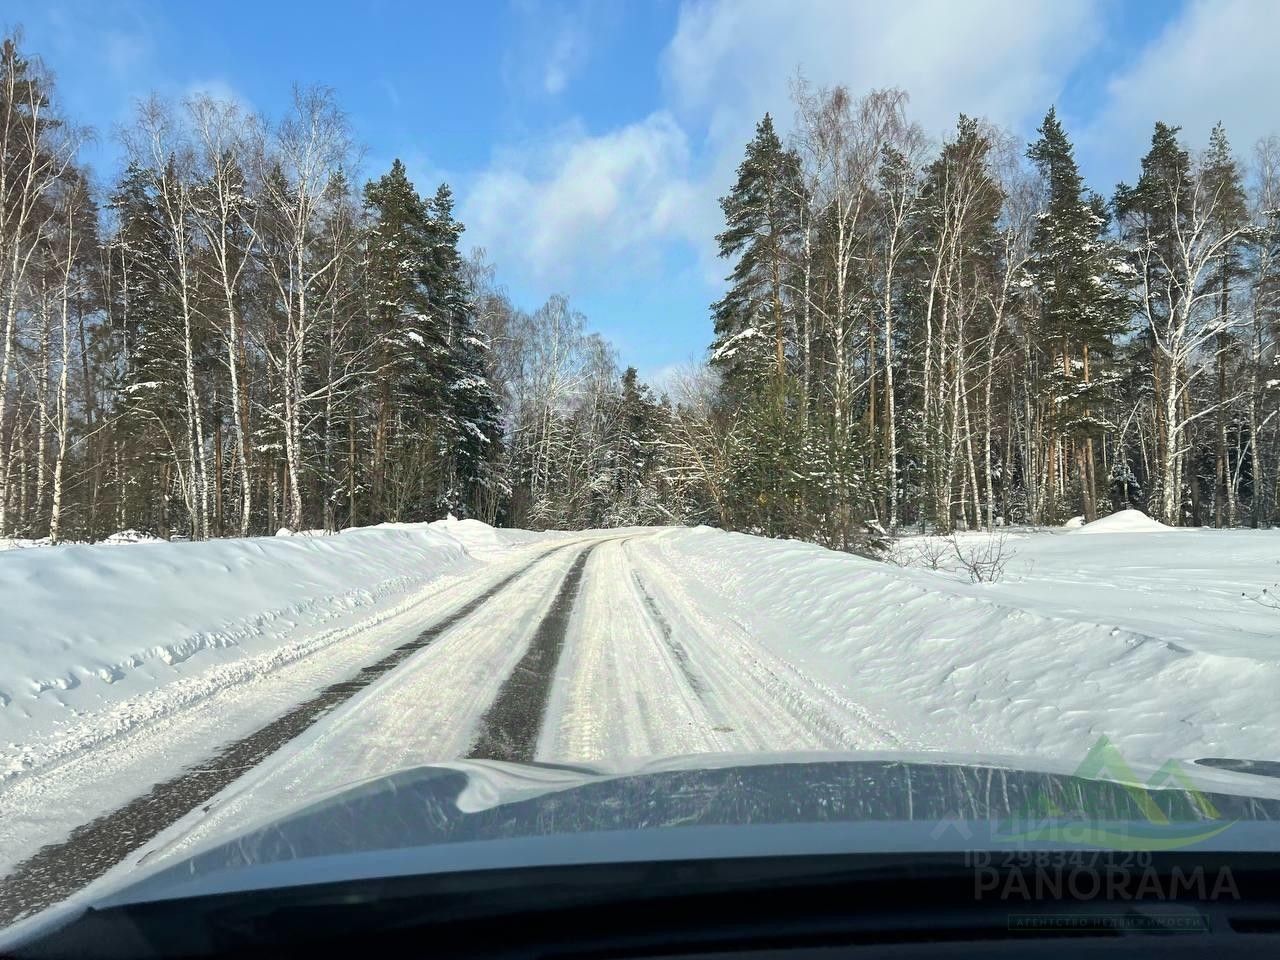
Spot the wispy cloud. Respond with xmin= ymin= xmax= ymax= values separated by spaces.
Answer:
xmin=502 ymin=0 xmax=598 ymax=99
xmin=542 ymin=16 xmax=587 ymax=95
xmin=102 ymin=28 xmax=150 ymax=78
xmin=462 ymin=113 xmax=702 ymax=287
xmin=465 ymin=0 xmax=1105 ymax=298
xmin=1081 ymin=0 xmax=1280 ymax=187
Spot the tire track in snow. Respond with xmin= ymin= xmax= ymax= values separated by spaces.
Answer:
xmin=536 ymin=539 xmax=726 ymax=762
xmin=112 ymin=542 xmax=594 ymax=879
xmin=629 ymin=570 xmax=706 ymax=696
xmin=623 ymin=537 xmax=909 ymax=752
xmin=626 ymin=568 xmax=737 ymax=736
xmin=0 ymin=543 xmax=582 ymax=930
xmin=466 ymin=546 xmax=596 ymax=762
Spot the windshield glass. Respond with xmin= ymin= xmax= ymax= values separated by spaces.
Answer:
xmin=1 ymin=0 xmax=1279 ymax=936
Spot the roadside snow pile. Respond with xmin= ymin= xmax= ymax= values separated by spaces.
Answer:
xmin=1070 ymin=508 xmax=1172 ymax=535
xmin=642 ymin=526 xmax=1280 ymax=765
xmin=431 ymin=515 xmax=558 ymax=559
xmin=0 ymin=520 xmax=549 ymax=778
xmin=3 ymin=529 xmax=167 ymax=550
xmin=100 ymin=529 xmax=164 ymax=545
xmin=0 ymin=537 xmax=52 ymax=552
xmin=1062 ymin=515 xmax=1085 ymax=529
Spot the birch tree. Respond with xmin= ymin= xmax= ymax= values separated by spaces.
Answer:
xmin=251 ymin=87 xmax=354 ymax=531
xmin=188 ymin=94 xmax=257 ymax=535
xmin=1116 ymin=123 xmax=1255 ymax=524
xmin=0 ymin=36 xmax=78 ymax=535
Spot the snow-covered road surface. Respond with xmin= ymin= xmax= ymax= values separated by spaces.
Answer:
xmin=0 ymin=529 xmax=906 ymax=925
xmin=3 ymin=518 xmax=1278 ymax=927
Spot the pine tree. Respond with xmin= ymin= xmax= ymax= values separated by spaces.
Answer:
xmin=710 ymin=114 xmax=804 ymax=401
xmin=1202 ymin=123 xmax=1248 ymax=526
xmin=1114 ymin=123 xmax=1191 ymax=521
xmin=1114 ymin=122 xmax=1251 ymax=525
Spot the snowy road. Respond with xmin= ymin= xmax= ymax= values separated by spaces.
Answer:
xmin=0 ymin=530 xmax=904 ymax=926
xmin=9 ymin=517 xmax=1272 ymax=928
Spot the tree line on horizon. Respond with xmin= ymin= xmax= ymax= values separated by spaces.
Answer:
xmin=2 ymin=28 xmax=1278 ymax=551
xmin=0 ymin=31 xmax=673 ymax=543
xmin=693 ymin=82 xmax=1279 ymax=549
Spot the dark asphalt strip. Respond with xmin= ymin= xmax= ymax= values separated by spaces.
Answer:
xmin=0 ymin=546 xmax=580 ymax=929
xmin=466 ymin=545 xmax=596 ymax=763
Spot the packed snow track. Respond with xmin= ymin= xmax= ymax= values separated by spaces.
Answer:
xmin=0 ymin=531 xmax=901 ymax=927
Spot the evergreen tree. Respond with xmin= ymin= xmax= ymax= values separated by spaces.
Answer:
xmin=710 ymin=114 xmax=805 ymax=401
xmin=362 ymin=159 xmax=446 ymax=519
xmin=1113 ymin=122 xmax=1255 ymax=525
xmin=1025 ymin=108 xmax=1126 ymax=520
xmin=423 ymin=183 xmax=502 ymax=516
xmin=423 ymin=184 xmax=468 ymax=342
xmin=107 ymin=162 xmax=186 ymax=534
xmin=1113 ymin=123 xmax=1193 ymax=519
xmin=604 ymin=366 xmax=665 ymax=524
xmin=1202 ymin=123 xmax=1249 ymax=526
xmin=1114 ymin=122 xmax=1192 ymax=317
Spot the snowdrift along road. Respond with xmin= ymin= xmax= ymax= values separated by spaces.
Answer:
xmin=1 ymin=518 xmax=1278 ymax=928
xmin=0 ymin=518 xmax=557 ymax=779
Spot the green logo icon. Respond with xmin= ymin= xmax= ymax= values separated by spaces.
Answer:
xmin=994 ymin=737 xmax=1235 ymax=850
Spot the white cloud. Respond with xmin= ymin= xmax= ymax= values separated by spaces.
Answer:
xmin=663 ymin=0 xmax=1102 ymax=146
xmin=461 ymin=112 xmax=702 ymax=287
xmin=462 ymin=0 xmax=1108 ymax=298
xmin=1082 ymin=0 xmax=1280 ymax=186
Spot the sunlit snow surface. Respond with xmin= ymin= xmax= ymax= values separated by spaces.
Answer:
xmin=1 ymin=515 xmax=1278 ymax=904
xmin=0 ymin=519 xmax=556 ymax=776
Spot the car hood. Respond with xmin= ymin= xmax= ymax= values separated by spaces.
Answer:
xmin=80 ymin=749 xmax=1280 ymax=907
xmin=5 ymin=748 xmax=1280 ymax=951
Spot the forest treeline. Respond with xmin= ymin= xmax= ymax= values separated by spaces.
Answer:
xmin=703 ymin=83 xmax=1280 ymax=549
xmin=0 ymin=32 xmax=671 ymax=541
xmin=2 ymin=30 xmax=1278 ymax=550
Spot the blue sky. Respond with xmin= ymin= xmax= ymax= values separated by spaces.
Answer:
xmin=5 ymin=0 xmax=1277 ymax=387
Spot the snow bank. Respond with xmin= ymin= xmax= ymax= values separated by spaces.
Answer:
xmin=0 ymin=538 xmax=51 ymax=552
xmin=0 ymin=520 xmax=549 ymax=780
xmin=100 ymin=529 xmax=164 ymax=546
xmin=642 ymin=526 xmax=1280 ymax=765
xmin=428 ymin=516 xmax=558 ymax=559
xmin=1070 ymin=507 xmax=1172 ymax=535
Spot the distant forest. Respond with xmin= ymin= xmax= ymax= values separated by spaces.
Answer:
xmin=1 ymin=31 xmax=1277 ymax=551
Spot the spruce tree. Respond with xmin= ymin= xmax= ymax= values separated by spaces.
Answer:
xmin=1025 ymin=108 xmax=1125 ymax=520
xmin=107 ymin=162 xmax=185 ymax=534
xmin=362 ymin=159 xmax=442 ymax=519
xmin=606 ymin=366 xmax=663 ymax=524
xmin=424 ymin=182 xmax=502 ymax=516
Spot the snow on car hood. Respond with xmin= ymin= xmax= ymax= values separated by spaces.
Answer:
xmin=85 ymin=750 xmax=1280 ymax=909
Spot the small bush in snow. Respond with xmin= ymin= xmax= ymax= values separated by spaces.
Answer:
xmin=950 ymin=531 xmax=1015 ymax=583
